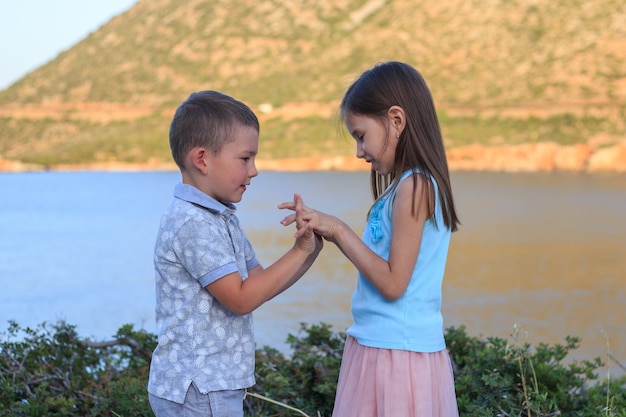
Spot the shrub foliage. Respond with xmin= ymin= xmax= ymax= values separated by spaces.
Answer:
xmin=0 ymin=320 xmax=623 ymax=416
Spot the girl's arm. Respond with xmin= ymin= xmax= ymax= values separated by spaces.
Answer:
xmin=205 ymin=194 xmax=323 ymax=315
xmin=281 ymin=176 xmax=430 ymax=301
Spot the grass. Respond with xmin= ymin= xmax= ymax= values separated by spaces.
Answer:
xmin=438 ymin=112 xmax=619 ymax=147
xmin=3 ymin=107 xmax=621 ymax=167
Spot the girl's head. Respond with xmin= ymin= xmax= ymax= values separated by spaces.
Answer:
xmin=341 ymin=61 xmax=459 ymax=231
xmin=341 ymin=61 xmax=445 ymax=181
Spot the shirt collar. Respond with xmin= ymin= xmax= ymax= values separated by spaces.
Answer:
xmin=173 ymin=183 xmax=236 ymax=215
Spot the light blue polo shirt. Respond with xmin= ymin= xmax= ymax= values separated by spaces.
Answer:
xmin=148 ymin=183 xmax=260 ymax=404
xmin=347 ymin=170 xmax=451 ymax=352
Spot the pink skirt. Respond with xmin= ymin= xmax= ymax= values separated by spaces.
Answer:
xmin=332 ymin=336 xmax=459 ymax=417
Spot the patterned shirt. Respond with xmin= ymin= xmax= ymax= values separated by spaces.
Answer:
xmin=148 ymin=183 xmax=260 ymax=404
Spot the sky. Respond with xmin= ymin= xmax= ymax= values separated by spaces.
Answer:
xmin=0 ymin=0 xmax=138 ymax=90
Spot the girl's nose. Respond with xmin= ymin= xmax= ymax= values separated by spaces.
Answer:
xmin=355 ymin=144 xmax=365 ymax=159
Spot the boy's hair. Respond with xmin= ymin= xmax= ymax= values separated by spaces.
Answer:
xmin=341 ymin=61 xmax=459 ymax=232
xmin=169 ymin=90 xmax=259 ymax=169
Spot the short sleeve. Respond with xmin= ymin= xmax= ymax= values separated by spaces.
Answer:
xmin=174 ymin=215 xmax=239 ymax=286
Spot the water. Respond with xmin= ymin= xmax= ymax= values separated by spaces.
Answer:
xmin=0 ymin=170 xmax=624 ymax=377
xmin=0 ymin=171 xmax=176 ymax=336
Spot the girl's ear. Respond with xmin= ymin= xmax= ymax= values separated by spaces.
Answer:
xmin=387 ymin=105 xmax=406 ymax=137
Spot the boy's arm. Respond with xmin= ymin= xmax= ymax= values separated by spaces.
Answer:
xmin=205 ymin=194 xmax=322 ymax=315
xmin=206 ymin=241 xmax=318 ymax=315
xmin=253 ymin=231 xmax=323 ymax=296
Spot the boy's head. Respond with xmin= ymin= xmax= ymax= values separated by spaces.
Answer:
xmin=169 ymin=90 xmax=259 ymax=170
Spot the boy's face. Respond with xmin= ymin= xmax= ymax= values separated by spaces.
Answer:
xmin=203 ymin=125 xmax=259 ymax=203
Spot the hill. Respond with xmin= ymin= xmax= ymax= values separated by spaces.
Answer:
xmin=0 ymin=0 xmax=625 ymax=172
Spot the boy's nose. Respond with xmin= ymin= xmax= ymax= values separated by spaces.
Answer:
xmin=249 ymin=163 xmax=258 ymax=178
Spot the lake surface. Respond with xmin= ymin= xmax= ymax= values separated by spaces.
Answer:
xmin=0 ymin=170 xmax=624 ymax=378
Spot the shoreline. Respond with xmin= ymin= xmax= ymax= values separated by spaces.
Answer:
xmin=1 ymin=141 xmax=625 ymax=174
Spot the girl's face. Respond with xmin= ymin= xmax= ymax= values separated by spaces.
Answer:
xmin=345 ymin=113 xmax=398 ymax=175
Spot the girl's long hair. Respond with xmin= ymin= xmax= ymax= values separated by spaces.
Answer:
xmin=340 ymin=61 xmax=460 ymax=232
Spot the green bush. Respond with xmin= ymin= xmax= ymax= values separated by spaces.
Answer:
xmin=446 ymin=325 xmax=626 ymax=416
xmin=0 ymin=320 xmax=624 ymax=416
xmin=246 ymin=322 xmax=344 ymax=416
xmin=0 ymin=320 xmax=155 ymax=417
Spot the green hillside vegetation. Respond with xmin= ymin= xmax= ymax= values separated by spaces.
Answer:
xmin=0 ymin=0 xmax=624 ymax=167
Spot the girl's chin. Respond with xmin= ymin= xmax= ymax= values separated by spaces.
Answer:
xmin=371 ymin=164 xmax=386 ymax=175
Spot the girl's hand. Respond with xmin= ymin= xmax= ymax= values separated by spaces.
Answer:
xmin=283 ymin=194 xmax=323 ymax=254
xmin=279 ymin=197 xmax=339 ymax=243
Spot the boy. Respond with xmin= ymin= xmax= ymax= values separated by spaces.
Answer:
xmin=148 ymin=90 xmax=322 ymax=417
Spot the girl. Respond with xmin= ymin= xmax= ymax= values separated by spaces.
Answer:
xmin=281 ymin=61 xmax=460 ymax=416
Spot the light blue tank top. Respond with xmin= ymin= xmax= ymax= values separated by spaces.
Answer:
xmin=347 ymin=169 xmax=451 ymax=352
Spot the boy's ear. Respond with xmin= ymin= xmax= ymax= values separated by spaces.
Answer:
xmin=387 ymin=105 xmax=406 ymax=136
xmin=188 ymin=147 xmax=209 ymax=174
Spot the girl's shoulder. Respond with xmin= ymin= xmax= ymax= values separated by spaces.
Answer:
xmin=394 ymin=168 xmax=433 ymax=195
